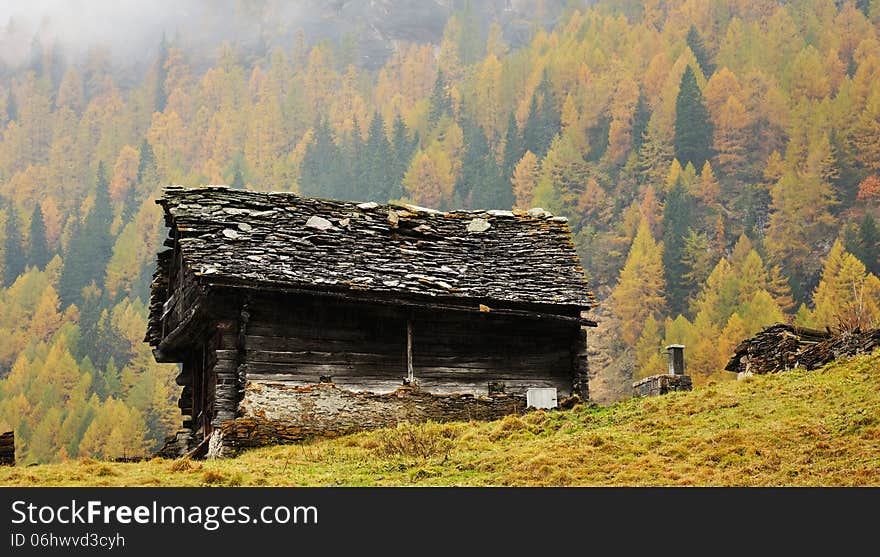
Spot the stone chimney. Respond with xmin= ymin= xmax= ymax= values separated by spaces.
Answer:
xmin=666 ymin=344 xmax=685 ymax=375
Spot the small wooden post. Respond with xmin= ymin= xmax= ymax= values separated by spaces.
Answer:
xmin=406 ymin=319 xmax=414 ymax=384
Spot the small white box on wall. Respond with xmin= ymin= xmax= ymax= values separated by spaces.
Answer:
xmin=526 ymin=388 xmax=558 ymax=409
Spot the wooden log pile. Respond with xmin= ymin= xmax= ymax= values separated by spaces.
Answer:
xmin=797 ymin=328 xmax=880 ymax=370
xmin=725 ymin=323 xmax=880 ymax=375
xmin=0 ymin=431 xmax=14 ymax=466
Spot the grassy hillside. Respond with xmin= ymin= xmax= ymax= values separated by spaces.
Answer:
xmin=2 ymin=352 xmax=878 ymax=487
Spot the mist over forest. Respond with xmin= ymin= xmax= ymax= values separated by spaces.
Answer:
xmin=0 ymin=0 xmax=576 ymax=73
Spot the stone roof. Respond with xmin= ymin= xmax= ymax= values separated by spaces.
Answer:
xmin=147 ymin=185 xmax=595 ymax=341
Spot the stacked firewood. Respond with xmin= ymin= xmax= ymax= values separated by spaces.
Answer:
xmin=725 ymin=323 xmax=880 ymax=375
xmin=797 ymin=328 xmax=880 ymax=370
xmin=0 ymin=431 xmax=14 ymax=466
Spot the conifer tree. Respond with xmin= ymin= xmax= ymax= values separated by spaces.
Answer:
xmin=59 ymin=163 xmax=114 ymax=306
xmin=136 ymin=140 xmax=157 ymax=184
xmin=674 ymin=66 xmax=714 ymax=170
xmin=365 ymin=112 xmax=392 ymax=201
xmin=811 ymin=239 xmax=880 ymax=330
xmin=389 ymin=113 xmax=413 ymax=201
xmin=501 ymin=111 xmax=524 ymax=180
xmin=662 ymin=177 xmax=697 ymax=314
xmin=231 ymin=166 xmax=245 ymax=189
xmin=686 ymin=26 xmax=714 ymax=78
xmin=635 ymin=315 xmax=665 ymax=378
xmin=300 ymin=119 xmax=340 ymax=198
xmin=511 ymin=151 xmax=540 ymax=209
xmin=339 ymin=121 xmax=363 ymax=201
xmin=2 ymin=203 xmax=26 ymax=286
xmin=134 ymin=139 xmax=159 ymax=219
xmin=523 ymin=76 xmax=560 ymax=158
xmin=855 ymin=214 xmax=880 ymax=276
xmin=639 ymin=111 xmax=675 ymax=186
xmin=611 ymin=220 xmax=667 ymax=346
xmin=428 ymin=69 xmax=453 ymax=125
xmin=456 ymin=116 xmax=509 ymax=209
xmin=28 ymin=203 xmax=51 ymax=270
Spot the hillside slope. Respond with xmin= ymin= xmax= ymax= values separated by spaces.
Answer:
xmin=2 ymin=352 xmax=878 ymax=487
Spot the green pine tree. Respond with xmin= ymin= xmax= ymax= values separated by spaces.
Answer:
xmin=456 ymin=116 xmax=510 ymax=209
xmin=132 ymin=138 xmax=159 ymax=220
xmin=339 ymin=120 xmax=363 ymax=201
xmin=523 ymin=75 xmax=560 ymax=158
xmin=28 ymin=203 xmax=51 ymax=269
xmin=300 ymin=118 xmax=342 ymax=199
xmin=674 ymin=65 xmax=714 ymax=170
xmin=231 ymin=166 xmax=245 ymax=189
xmin=686 ymin=26 xmax=714 ymax=78
xmin=365 ymin=112 xmax=392 ymax=201
xmin=136 ymin=139 xmax=158 ymax=185
xmin=857 ymin=213 xmax=880 ymax=276
xmin=389 ymin=113 xmax=413 ymax=201
xmin=428 ymin=69 xmax=453 ymax=125
xmin=501 ymin=111 xmax=524 ymax=181
xmin=59 ymin=162 xmax=115 ymax=306
xmin=662 ymin=176 xmax=698 ymax=314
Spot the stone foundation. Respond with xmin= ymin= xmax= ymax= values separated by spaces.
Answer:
xmin=210 ymin=382 xmax=528 ymax=457
xmin=632 ymin=374 xmax=693 ymax=398
xmin=155 ymin=429 xmax=195 ymax=459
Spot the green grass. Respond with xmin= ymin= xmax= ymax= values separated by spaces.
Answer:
xmin=3 ymin=351 xmax=879 ymax=486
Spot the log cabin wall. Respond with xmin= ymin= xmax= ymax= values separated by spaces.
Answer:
xmin=161 ymin=237 xmax=200 ymax=337
xmin=202 ymin=290 xmax=583 ymax=456
xmin=215 ymin=291 xmax=578 ymax=398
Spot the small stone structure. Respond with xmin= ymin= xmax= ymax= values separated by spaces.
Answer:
xmin=632 ymin=374 xmax=693 ymax=398
xmin=632 ymin=345 xmax=693 ymax=398
xmin=0 ymin=431 xmax=14 ymax=466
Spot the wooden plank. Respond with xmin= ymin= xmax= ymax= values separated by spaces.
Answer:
xmin=235 ymin=349 xmax=405 ymax=366
xmin=211 ymin=281 xmax=592 ymax=323
xmin=406 ymin=319 xmax=414 ymax=383
xmin=242 ymin=356 xmax=570 ymax=375
xmin=242 ymin=328 xmax=568 ymax=353
xmin=243 ymin=335 xmax=405 ymax=354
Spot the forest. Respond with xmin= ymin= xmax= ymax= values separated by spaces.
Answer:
xmin=0 ymin=0 xmax=879 ymax=464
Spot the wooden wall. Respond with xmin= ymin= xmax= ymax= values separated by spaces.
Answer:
xmin=213 ymin=292 xmax=578 ymax=399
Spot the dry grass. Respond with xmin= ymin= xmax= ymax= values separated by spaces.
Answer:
xmin=2 ymin=351 xmax=879 ymax=487
xmin=372 ymin=422 xmax=458 ymax=460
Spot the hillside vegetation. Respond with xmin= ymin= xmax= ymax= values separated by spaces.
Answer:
xmin=2 ymin=0 xmax=880 ymax=464
xmin=2 ymin=351 xmax=878 ymax=487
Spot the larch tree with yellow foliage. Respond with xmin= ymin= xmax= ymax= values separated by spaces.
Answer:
xmin=611 ymin=220 xmax=666 ymax=346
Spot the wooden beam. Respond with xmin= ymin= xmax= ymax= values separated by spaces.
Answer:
xmin=207 ymin=280 xmax=596 ymax=326
xmin=406 ymin=319 xmax=414 ymax=384
xmin=156 ymin=304 xmax=204 ymax=360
